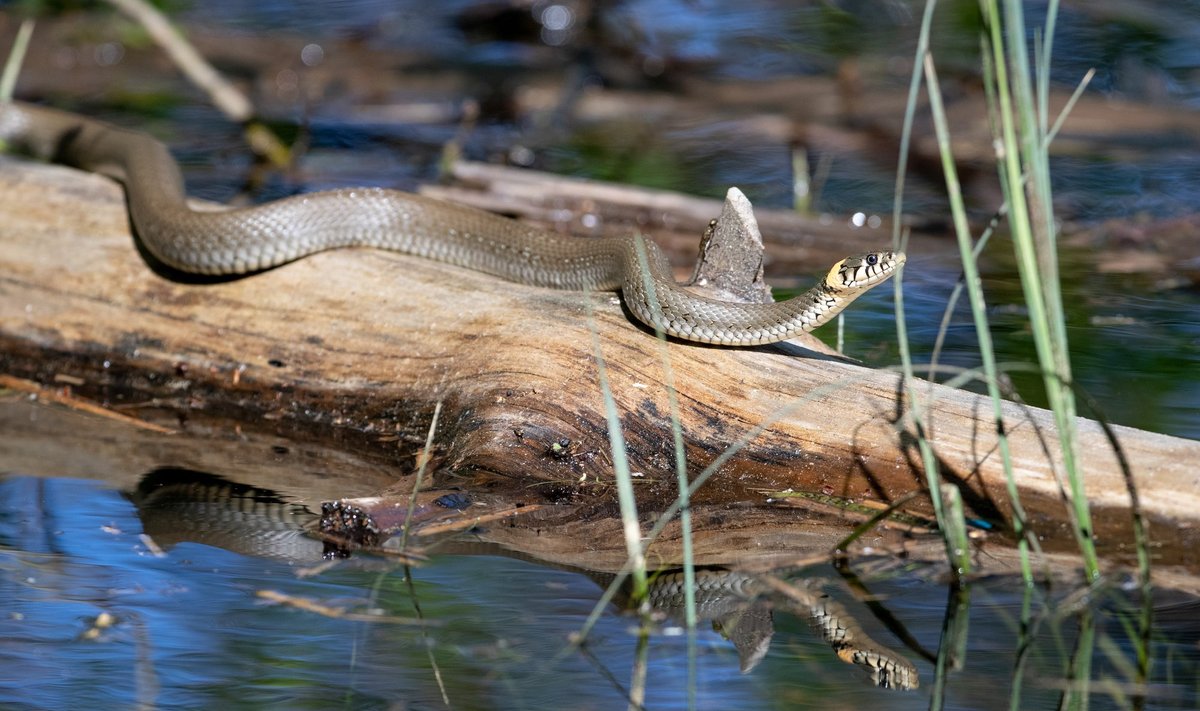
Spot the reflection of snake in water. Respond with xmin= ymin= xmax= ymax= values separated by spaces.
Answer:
xmin=639 ymin=568 xmax=920 ymax=689
xmin=0 ymin=101 xmax=903 ymax=345
xmin=128 ymin=468 xmax=323 ymax=562
xmin=129 ymin=469 xmax=919 ymax=690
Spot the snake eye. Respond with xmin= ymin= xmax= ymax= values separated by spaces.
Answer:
xmin=866 ymin=253 xmax=879 ymax=266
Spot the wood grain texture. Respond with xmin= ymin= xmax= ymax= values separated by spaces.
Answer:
xmin=1 ymin=156 xmax=1197 ymax=564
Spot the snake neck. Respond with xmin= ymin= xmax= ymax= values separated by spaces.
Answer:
xmin=621 ymin=242 xmax=868 ymax=346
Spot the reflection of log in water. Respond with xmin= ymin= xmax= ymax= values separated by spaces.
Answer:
xmin=126 ymin=467 xmax=919 ymax=690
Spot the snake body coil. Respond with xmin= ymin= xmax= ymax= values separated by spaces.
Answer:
xmin=0 ymin=102 xmax=902 ymax=345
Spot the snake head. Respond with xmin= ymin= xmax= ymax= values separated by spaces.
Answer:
xmin=826 ymin=250 xmax=905 ymax=290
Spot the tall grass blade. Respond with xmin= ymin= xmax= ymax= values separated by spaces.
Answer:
xmin=591 ymin=328 xmax=648 ymax=599
xmin=397 ymin=401 xmax=442 ymax=554
xmin=939 ymin=483 xmax=971 ymax=577
xmin=630 ymin=236 xmax=698 ymax=707
xmin=890 ymin=0 xmax=958 ymax=572
xmin=922 ymin=51 xmax=1029 ymax=582
xmin=890 ymin=0 xmax=937 ymax=247
xmin=931 ymin=61 xmax=1090 ymax=386
xmin=981 ymin=0 xmax=1099 ymax=578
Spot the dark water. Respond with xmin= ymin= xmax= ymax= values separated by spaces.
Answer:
xmin=820 ymin=250 xmax=1200 ymax=441
xmin=4 ymin=0 xmax=1200 ymax=708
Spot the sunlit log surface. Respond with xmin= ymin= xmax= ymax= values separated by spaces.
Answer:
xmin=1 ymin=156 xmax=1198 ymax=575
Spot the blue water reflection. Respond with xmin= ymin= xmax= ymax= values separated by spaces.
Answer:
xmin=3 ymin=473 xmax=1197 ymax=709
xmin=0 ymin=476 xmax=822 ymax=709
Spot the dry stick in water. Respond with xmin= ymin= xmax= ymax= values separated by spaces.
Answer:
xmin=103 ymin=0 xmax=290 ymax=167
xmin=0 ymin=19 xmax=34 ymax=102
xmin=0 ymin=374 xmax=177 ymax=434
xmin=255 ymin=590 xmax=426 ymax=625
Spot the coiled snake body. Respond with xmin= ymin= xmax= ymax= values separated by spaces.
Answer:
xmin=0 ymin=102 xmax=902 ymax=345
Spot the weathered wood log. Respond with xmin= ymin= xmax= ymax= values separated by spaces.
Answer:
xmin=1 ymin=155 xmax=1198 ymax=572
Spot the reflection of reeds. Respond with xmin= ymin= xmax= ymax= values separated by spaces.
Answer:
xmin=931 ymin=583 xmax=971 ymax=707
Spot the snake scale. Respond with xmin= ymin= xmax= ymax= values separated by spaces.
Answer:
xmin=0 ymin=101 xmax=903 ymax=345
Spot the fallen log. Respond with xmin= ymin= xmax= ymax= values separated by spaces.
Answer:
xmin=1 ymin=155 xmax=1198 ymax=572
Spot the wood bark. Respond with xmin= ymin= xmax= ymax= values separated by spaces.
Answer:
xmin=1 ymin=156 xmax=1198 ymax=572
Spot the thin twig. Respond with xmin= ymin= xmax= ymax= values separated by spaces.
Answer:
xmin=0 ymin=373 xmax=177 ymax=434
xmin=0 ymin=19 xmax=34 ymax=103
xmin=413 ymin=504 xmax=546 ymax=537
xmin=397 ymin=401 xmax=442 ymax=553
xmin=256 ymin=590 xmax=428 ymax=625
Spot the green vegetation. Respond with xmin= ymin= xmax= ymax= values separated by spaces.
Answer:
xmin=886 ymin=0 xmax=1151 ymax=586
xmin=889 ymin=0 xmax=1155 ymax=706
xmin=574 ymin=0 xmax=1159 ymax=703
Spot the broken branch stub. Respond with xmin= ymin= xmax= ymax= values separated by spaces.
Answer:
xmin=686 ymin=187 xmax=774 ymax=305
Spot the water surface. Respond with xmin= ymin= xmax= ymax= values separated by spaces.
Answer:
xmin=3 ymin=1 xmax=1200 ymax=708
xmin=2 ymin=469 xmax=1196 ymax=709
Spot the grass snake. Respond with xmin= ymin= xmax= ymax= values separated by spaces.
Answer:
xmin=0 ymin=101 xmax=903 ymax=345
